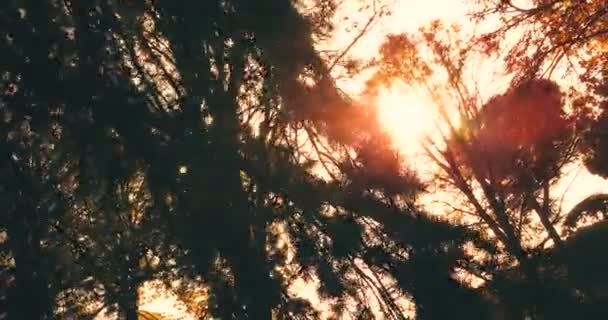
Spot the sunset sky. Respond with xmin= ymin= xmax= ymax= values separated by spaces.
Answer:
xmin=322 ymin=0 xmax=607 ymax=215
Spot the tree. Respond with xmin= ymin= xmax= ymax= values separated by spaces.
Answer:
xmin=367 ymin=18 xmax=608 ymax=318
xmin=1 ymin=1 xmax=476 ymax=319
xmin=471 ymin=0 xmax=607 ymax=82
xmin=469 ymin=0 xmax=608 ymax=178
xmin=469 ymin=0 xmax=608 ymax=314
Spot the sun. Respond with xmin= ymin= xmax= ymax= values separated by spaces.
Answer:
xmin=374 ymin=84 xmax=437 ymax=157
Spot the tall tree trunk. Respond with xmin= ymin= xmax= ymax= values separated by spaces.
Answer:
xmin=118 ymin=273 xmax=140 ymax=320
xmin=120 ymin=296 xmax=139 ymax=320
xmin=211 ymin=53 xmax=274 ymax=320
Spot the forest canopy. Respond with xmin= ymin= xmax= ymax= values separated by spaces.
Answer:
xmin=0 ymin=0 xmax=607 ymax=319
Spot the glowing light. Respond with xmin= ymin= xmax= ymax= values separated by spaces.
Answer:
xmin=178 ymin=165 xmax=188 ymax=174
xmin=374 ymin=85 xmax=437 ymax=156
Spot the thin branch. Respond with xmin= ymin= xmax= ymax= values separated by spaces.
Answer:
xmin=529 ymin=188 xmax=564 ymax=249
xmin=350 ymin=259 xmax=407 ymax=320
xmin=327 ymin=3 xmax=381 ymax=73
xmin=557 ymin=164 xmax=583 ymax=221
xmin=436 ymin=200 xmax=477 ymax=217
xmin=502 ymin=0 xmax=560 ymax=14
xmin=304 ymin=126 xmax=340 ymax=181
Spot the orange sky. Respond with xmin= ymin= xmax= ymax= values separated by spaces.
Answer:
xmin=320 ymin=0 xmax=607 ymax=215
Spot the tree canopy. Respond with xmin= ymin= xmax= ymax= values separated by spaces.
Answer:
xmin=0 ymin=1 xmax=607 ymax=319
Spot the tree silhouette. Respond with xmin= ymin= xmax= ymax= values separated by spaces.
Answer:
xmin=1 ymin=0 xmax=605 ymax=319
xmin=367 ymin=17 xmax=608 ymax=319
xmin=471 ymin=0 xmax=608 ymax=179
xmin=0 ymin=1 xmax=476 ymax=319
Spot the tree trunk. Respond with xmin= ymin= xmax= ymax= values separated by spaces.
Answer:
xmin=119 ymin=289 xmax=139 ymax=320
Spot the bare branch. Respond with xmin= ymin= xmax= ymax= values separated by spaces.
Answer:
xmin=327 ymin=4 xmax=382 ymax=73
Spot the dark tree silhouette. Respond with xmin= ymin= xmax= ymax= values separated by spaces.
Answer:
xmin=2 ymin=0 xmax=604 ymax=319
xmin=0 ymin=1 xmax=477 ymax=319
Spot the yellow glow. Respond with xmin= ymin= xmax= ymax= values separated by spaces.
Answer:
xmin=375 ymin=85 xmax=436 ymax=156
xmin=178 ymin=165 xmax=188 ymax=174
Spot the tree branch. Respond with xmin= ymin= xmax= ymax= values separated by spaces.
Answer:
xmin=327 ymin=3 xmax=381 ymax=73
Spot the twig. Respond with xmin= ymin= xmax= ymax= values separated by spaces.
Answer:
xmin=556 ymin=164 xmax=583 ymax=222
xmin=327 ymin=1 xmax=382 ymax=73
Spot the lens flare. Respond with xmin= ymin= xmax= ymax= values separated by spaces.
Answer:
xmin=375 ymin=86 xmax=437 ymax=157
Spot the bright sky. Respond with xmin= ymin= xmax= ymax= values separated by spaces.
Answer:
xmin=326 ymin=0 xmax=505 ymax=166
xmin=323 ymin=0 xmax=607 ymax=215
